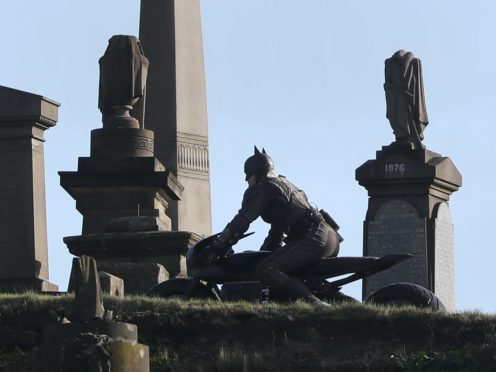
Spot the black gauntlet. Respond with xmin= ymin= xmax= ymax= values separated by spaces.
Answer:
xmin=218 ymin=213 xmax=251 ymax=247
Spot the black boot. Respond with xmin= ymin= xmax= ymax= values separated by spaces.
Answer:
xmin=282 ymin=278 xmax=332 ymax=307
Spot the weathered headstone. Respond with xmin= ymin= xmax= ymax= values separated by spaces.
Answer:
xmin=356 ymin=51 xmax=461 ymax=310
xmin=139 ymin=0 xmax=212 ymax=236
xmin=0 ymin=85 xmax=59 ymax=292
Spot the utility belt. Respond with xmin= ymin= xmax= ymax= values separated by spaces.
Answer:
xmin=287 ymin=208 xmax=344 ymax=242
xmin=286 ymin=209 xmax=324 ymax=239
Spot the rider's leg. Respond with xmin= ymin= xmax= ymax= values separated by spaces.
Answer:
xmin=256 ymin=264 xmax=326 ymax=305
xmin=255 ymin=223 xmax=333 ymax=305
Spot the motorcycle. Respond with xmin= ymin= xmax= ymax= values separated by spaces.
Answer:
xmin=150 ymin=233 xmax=445 ymax=310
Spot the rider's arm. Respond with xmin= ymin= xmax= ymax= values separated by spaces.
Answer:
xmin=259 ymin=227 xmax=284 ymax=251
xmin=218 ymin=183 xmax=272 ymax=247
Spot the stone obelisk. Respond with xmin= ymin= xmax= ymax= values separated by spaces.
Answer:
xmin=139 ymin=0 xmax=212 ymax=237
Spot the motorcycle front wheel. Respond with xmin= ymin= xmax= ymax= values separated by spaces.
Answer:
xmin=365 ymin=282 xmax=445 ymax=311
xmin=148 ymin=278 xmax=219 ymax=300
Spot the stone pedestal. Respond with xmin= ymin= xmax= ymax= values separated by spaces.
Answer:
xmin=356 ymin=145 xmax=461 ymax=310
xmin=139 ymin=0 xmax=212 ymax=236
xmin=0 ymin=85 xmax=59 ymax=292
xmin=64 ymin=219 xmax=202 ymax=293
xmin=59 ymin=128 xmax=183 ymax=235
xmin=59 ymin=112 xmax=201 ymax=293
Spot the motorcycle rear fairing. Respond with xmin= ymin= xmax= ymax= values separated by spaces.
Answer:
xmin=188 ymin=245 xmax=411 ymax=284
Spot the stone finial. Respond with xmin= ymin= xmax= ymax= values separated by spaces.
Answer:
xmin=384 ymin=50 xmax=429 ymax=149
xmin=98 ymin=35 xmax=149 ymax=129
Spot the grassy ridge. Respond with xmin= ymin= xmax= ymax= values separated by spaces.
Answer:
xmin=0 ymin=293 xmax=495 ymax=371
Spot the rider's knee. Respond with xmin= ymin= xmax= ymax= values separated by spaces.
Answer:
xmin=256 ymin=264 xmax=289 ymax=287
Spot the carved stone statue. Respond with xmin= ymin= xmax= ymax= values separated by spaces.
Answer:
xmin=98 ymin=35 xmax=149 ymax=129
xmin=384 ymin=50 xmax=429 ymax=149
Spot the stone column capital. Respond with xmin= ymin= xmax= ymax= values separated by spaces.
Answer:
xmin=0 ymin=85 xmax=60 ymax=130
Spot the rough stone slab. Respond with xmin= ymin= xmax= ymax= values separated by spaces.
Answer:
xmin=97 ymin=261 xmax=169 ymax=294
xmin=99 ymin=271 xmax=125 ymax=298
xmin=64 ymin=230 xmax=202 ymax=258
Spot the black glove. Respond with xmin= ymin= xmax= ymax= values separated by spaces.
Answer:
xmin=203 ymin=238 xmax=233 ymax=263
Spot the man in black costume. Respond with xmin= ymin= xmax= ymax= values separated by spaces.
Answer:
xmin=214 ymin=147 xmax=340 ymax=306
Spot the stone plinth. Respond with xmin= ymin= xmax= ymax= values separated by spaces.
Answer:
xmin=64 ymin=222 xmax=202 ymax=293
xmin=0 ymin=85 xmax=59 ymax=292
xmin=139 ymin=0 xmax=212 ymax=236
xmin=59 ymin=127 xmax=183 ymax=235
xmin=356 ymin=145 xmax=461 ymax=310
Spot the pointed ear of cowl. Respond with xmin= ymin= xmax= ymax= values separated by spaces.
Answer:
xmin=254 ymin=145 xmax=261 ymax=155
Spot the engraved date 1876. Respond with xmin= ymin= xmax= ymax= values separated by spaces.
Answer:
xmin=385 ymin=163 xmax=405 ymax=173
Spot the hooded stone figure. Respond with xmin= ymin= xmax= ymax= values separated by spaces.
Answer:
xmin=98 ymin=35 xmax=149 ymax=128
xmin=384 ymin=50 xmax=429 ymax=149
xmin=211 ymin=146 xmax=343 ymax=306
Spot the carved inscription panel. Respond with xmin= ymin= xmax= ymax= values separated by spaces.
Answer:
xmin=364 ymin=200 xmax=428 ymax=299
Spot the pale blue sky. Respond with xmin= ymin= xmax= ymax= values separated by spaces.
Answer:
xmin=1 ymin=1 xmax=494 ymax=311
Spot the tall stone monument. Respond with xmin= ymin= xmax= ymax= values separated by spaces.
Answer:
xmin=0 ymin=85 xmax=59 ymax=292
xmin=356 ymin=50 xmax=461 ymax=310
xmin=139 ymin=0 xmax=212 ymax=237
xmin=60 ymin=36 xmax=202 ymax=293
xmin=60 ymin=35 xmax=181 ymax=235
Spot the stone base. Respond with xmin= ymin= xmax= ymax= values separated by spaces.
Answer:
xmin=59 ymin=156 xmax=183 ymax=235
xmin=98 ymin=262 xmax=168 ymax=294
xmin=64 ymin=230 xmax=202 ymax=293
xmin=0 ymin=278 xmax=58 ymax=293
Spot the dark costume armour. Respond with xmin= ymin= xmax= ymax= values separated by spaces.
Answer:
xmin=220 ymin=175 xmax=340 ymax=296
